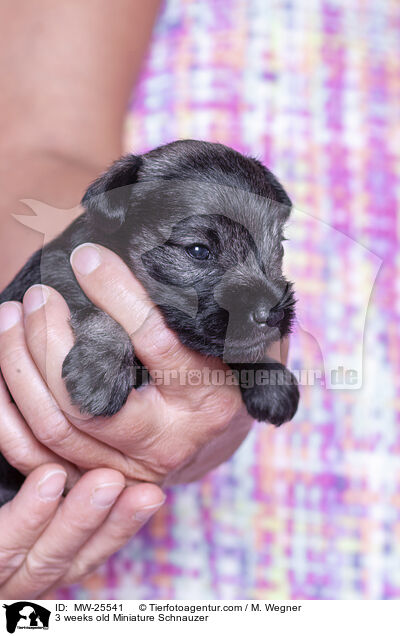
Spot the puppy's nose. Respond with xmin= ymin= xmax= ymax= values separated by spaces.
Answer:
xmin=251 ymin=306 xmax=269 ymax=325
xmin=251 ymin=306 xmax=284 ymax=327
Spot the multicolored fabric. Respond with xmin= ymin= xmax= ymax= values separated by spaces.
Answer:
xmin=54 ymin=0 xmax=400 ymax=599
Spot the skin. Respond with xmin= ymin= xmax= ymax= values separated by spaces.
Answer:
xmin=0 ymin=0 xmax=289 ymax=595
xmin=0 ymin=0 xmax=165 ymax=596
xmin=0 ymin=0 xmax=162 ymax=287
xmin=0 ymin=463 xmax=165 ymax=599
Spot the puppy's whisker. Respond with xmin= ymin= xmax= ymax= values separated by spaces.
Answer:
xmin=279 ymin=300 xmax=296 ymax=309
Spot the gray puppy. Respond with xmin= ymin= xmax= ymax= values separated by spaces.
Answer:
xmin=0 ymin=140 xmax=299 ymax=504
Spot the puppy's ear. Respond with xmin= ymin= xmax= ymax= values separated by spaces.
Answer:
xmin=81 ymin=154 xmax=142 ymax=233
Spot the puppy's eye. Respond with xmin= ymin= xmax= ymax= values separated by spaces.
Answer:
xmin=185 ymin=244 xmax=210 ymax=260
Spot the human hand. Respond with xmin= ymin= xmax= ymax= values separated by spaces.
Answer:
xmin=0 ymin=462 xmax=164 ymax=599
xmin=0 ymin=244 xmax=288 ymax=488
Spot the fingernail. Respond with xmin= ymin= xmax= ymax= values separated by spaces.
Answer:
xmin=23 ymin=285 xmax=49 ymax=315
xmin=38 ymin=470 xmax=67 ymax=501
xmin=91 ymin=482 xmax=123 ymax=509
xmin=133 ymin=498 xmax=165 ymax=522
xmin=71 ymin=243 xmax=101 ymax=275
xmin=0 ymin=302 xmax=22 ymax=333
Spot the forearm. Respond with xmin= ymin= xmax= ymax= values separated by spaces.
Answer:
xmin=0 ymin=0 xmax=161 ymax=160
xmin=0 ymin=0 xmax=161 ymax=287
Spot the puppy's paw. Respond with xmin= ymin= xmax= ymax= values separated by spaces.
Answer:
xmin=241 ymin=370 xmax=299 ymax=426
xmin=62 ymin=338 xmax=136 ymax=417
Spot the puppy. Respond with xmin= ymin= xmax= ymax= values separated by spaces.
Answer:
xmin=0 ymin=140 xmax=299 ymax=504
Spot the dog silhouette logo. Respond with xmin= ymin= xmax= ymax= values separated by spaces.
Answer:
xmin=2 ymin=602 xmax=50 ymax=633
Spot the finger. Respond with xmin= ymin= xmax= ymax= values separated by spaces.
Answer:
xmin=1 ymin=468 xmax=125 ymax=599
xmin=71 ymin=243 xmax=154 ymax=333
xmin=0 ymin=295 xmax=132 ymax=475
xmin=61 ymin=483 xmax=165 ymax=585
xmin=22 ymin=284 xmax=90 ymax=422
xmin=0 ymin=303 xmax=82 ymax=486
xmin=70 ymin=244 xmax=242 ymax=408
xmin=0 ymin=463 xmax=67 ymax=588
xmin=21 ymin=286 xmax=161 ymax=471
xmin=0 ymin=365 xmax=61 ymax=476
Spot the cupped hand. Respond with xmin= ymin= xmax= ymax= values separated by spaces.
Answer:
xmin=0 ymin=244 xmax=287 ymax=488
xmin=0 ymin=462 xmax=164 ymax=599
